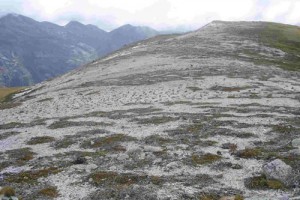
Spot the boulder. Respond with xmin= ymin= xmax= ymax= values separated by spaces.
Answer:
xmin=262 ymin=159 xmax=293 ymax=186
xmin=292 ymin=138 xmax=300 ymax=149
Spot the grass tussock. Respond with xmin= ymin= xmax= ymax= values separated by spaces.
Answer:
xmin=48 ymin=120 xmax=111 ymax=129
xmin=82 ymin=134 xmax=135 ymax=149
xmin=27 ymin=136 xmax=56 ymax=145
xmin=0 ymin=87 xmax=25 ymax=110
xmin=0 ymin=87 xmax=25 ymax=102
xmin=245 ymin=174 xmax=285 ymax=190
xmin=38 ymin=187 xmax=59 ymax=198
xmin=236 ymin=148 xmax=262 ymax=158
xmin=5 ymin=167 xmax=61 ymax=184
xmin=136 ymin=116 xmax=177 ymax=125
xmin=90 ymin=171 xmax=147 ymax=187
xmin=192 ymin=153 xmax=222 ymax=165
xmin=0 ymin=186 xmax=16 ymax=197
xmin=6 ymin=148 xmax=36 ymax=166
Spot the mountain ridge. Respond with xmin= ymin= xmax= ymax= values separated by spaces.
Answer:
xmin=0 ymin=13 xmax=159 ymax=87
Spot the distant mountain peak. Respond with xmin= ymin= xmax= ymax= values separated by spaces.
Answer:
xmin=2 ymin=13 xmax=22 ymax=18
xmin=65 ymin=21 xmax=85 ymax=28
xmin=0 ymin=13 xmax=37 ymax=24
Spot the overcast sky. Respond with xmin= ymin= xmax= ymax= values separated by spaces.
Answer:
xmin=0 ymin=0 xmax=299 ymax=31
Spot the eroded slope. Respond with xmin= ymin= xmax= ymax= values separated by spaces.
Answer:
xmin=0 ymin=21 xmax=300 ymax=200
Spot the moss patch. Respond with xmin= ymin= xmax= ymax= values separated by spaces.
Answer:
xmin=6 ymin=148 xmax=36 ymax=166
xmin=52 ymin=135 xmax=77 ymax=149
xmin=0 ymin=131 xmax=20 ymax=140
xmin=236 ymin=148 xmax=262 ymax=159
xmin=272 ymin=124 xmax=294 ymax=134
xmin=0 ymin=186 xmax=16 ymax=197
xmin=0 ymin=120 xmax=46 ymax=130
xmin=245 ymin=174 xmax=285 ymax=190
xmin=82 ymin=134 xmax=135 ymax=149
xmin=48 ymin=120 xmax=112 ymax=129
xmin=192 ymin=153 xmax=222 ymax=165
xmin=5 ymin=167 xmax=61 ymax=184
xmin=38 ymin=186 xmax=59 ymax=198
xmin=199 ymin=193 xmax=219 ymax=200
xmin=90 ymin=171 xmax=147 ymax=187
xmin=27 ymin=136 xmax=55 ymax=145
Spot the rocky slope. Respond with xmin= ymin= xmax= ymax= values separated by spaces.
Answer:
xmin=0 ymin=21 xmax=300 ymax=199
xmin=0 ymin=14 xmax=158 ymax=87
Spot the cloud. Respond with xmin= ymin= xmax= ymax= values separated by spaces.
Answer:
xmin=1 ymin=0 xmax=299 ymax=31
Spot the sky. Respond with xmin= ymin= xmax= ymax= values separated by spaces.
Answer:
xmin=0 ymin=0 xmax=299 ymax=31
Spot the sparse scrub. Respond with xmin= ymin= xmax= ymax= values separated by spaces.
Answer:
xmin=37 ymin=97 xmax=53 ymax=102
xmin=150 ymin=176 xmax=164 ymax=185
xmin=272 ymin=124 xmax=294 ymax=134
xmin=210 ymin=86 xmax=250 ymax=92
xmin=136 ymin=116 xmax=177 ymax=124
xmin=27 ymin=136 xmax=55 ymax=145
xmin=0 ymin=186 xmax=16 ymax=197
xmin=187 ymin=86 xmax=202 ymax=92
xmin=0 ymin=131 xmax=20 ymax=140
xmin=245 ymin=174 xmax=285 ymax=190
xmin=82 ymin=134 xmax=135 ymax=149
xmin=0 ymin=119 xmax=46 ymax=130
xmin=48 ymin=120 xmax=111 ymax=129
xmin=163 ymin=101 xmax=191 ymax=106
xmin=0 ymin=102 xmax=22 ymax=110
xmin=199 ymin=193 xmax=219 ymax=200
xmin=0 ymin=122 xmax=25 ymax=129
xmin=145 ymin=134 xmax=173 ymax=145
xmin=90 ymin=171 xmax=147 ymax=187
xmin=38 ymin=186 xmax=59 ymax=198
xmin=53 ymin=136 xmax=77 ymax=149
xmin=6 ymin=148 xmax=36 ymax=166
xmin=5 ymin=167 xmax=61 ymax=184
xmin=236 ymin=148 xmax=262 ymax=158
xmin=192 ymin=153 xmax=222 ymax=165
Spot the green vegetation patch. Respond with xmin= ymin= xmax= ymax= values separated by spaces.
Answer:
xmin=5 ymin=167 xmax=61 ymax=184
xmin=145 ymin=134 xmax=173 ymax=145
xmin=48 ymin=120 xmax=112 ymax=129
xmin=210 ymin=86 xmax=251 ymax=92
xmin=89 ymin=171 xmax=147 ymax=187
xmin=0 ymin=131 xmax=20 ymax=140
xmin=27 ymin=136 xmax=55 ymax=145
xmin=0 ymin=87 xmax=25 ymax=110
xmin=38 ymin=186 xmax=59 ymax=198
xmin=82 ymin=134 xmax=136 ymax=149
xmin=0 ymin=122 xmax=24 ymax=129
xmin=186 ymin=122 xmax=203 ymax=134
xmin=136 ymin=116 xmax=178 ymax=125
xmin=199 ymin=194 xmax=244 ymax=200
xmin=0 ymin=87 xmax=25 ymax=102
xmin=0 ymin=119 xmax=46 ymax=130
xmin=52 ymin=135 xmax=77 ymax=149
xmin=245 ymin=174 xmax=285 ymax=190
xmin=163 ymin=101 xmax=192 ymax=106
xmin=236 ymin=148 xmax=262 ymax=159
xmin=272 ymin=124 xmax=295 ymax=134
xmin=192 ymin=153 xmax=222 ymax=165
xmin=256 ymin=22 xmax=300 ymax=71
xmin=6 ymin=147 xmax=36 ymax=166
